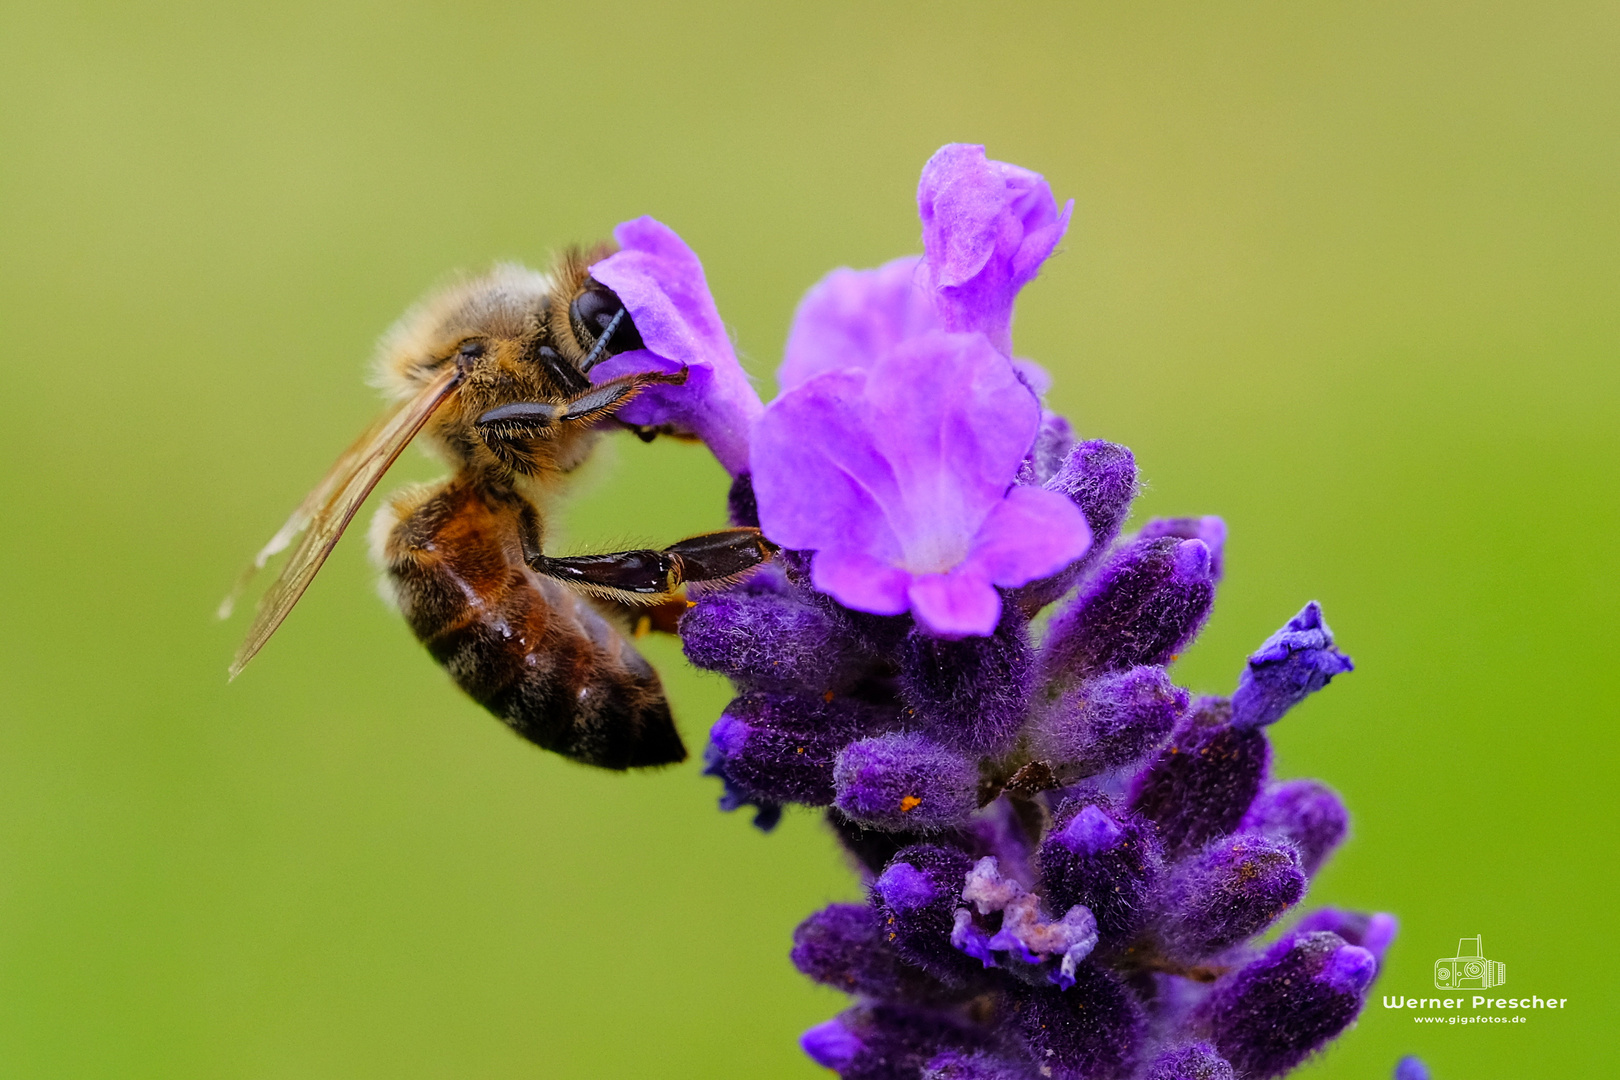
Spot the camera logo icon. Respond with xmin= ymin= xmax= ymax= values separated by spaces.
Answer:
xmin=1434 ymin=935 xmax=1506 ymax=990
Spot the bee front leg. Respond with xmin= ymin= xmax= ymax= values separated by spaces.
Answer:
xmin=475 ymin=368 xmax=689 ymax=442
xmin=530 ymin=528 xmax=776 ymax=606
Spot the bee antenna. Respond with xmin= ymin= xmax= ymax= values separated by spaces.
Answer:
xmin=579 ymin=307 xmax=627 ymax=374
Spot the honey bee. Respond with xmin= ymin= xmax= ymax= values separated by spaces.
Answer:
xmin=222 ymin=248 xmax=773 ymax=769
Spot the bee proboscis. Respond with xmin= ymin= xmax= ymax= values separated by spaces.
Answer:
xmin=222 ymin=248 xmax=772 ymax=769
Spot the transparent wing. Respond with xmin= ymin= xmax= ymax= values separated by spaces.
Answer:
xmin=222 ymin=365 xmax=461 ymax=679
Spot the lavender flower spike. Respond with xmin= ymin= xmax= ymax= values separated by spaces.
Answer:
xmin=587 ymin=216 xmax=762 ymax=475
xmin=752 ymin=330 xmax=1091 ymax=637
xmin=671 ymin=143 xmax=1384 ymax=1080
xmin=917 ymin=144 xmax=1074 ymax=356
xmin=1230 ymin=601 xmax=1354 ymax=730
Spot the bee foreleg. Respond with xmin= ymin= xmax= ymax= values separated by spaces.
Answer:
xmin=531 ymin=528 xmax=775 ymax=605
xmin=475 ymin=368 xmax=690 ymax=444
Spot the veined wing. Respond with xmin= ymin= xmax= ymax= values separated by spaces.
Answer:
xmin=223 ymin=365 xmax=461 ymax=679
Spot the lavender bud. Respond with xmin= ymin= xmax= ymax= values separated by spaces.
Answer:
xmin=1128 ymin=698 xmax=1270 ymax=859
xmin=872 ymin=845 xmax=986 ymax=986
xmin=1042 ymin=536 xmax=1216 ymax=680
xmin=1036 ymin=799 xmax=1165 ymax=947
xmin=1202 ymin=931 xmax=1376 ymax=1079
xmin=1154 ymin=835 xmax=1306 ymax=964
xmin=802 ymin=1016 xmax=863 ymax=1071
xmin=1016 ymin=441 xmax=1139 ymax=610
xmin=1394 ymin=1055 xmax=1431 ymax=1080
xmin=1036 ymin=666 xmax=1188 ymax=776
xmin=1142 ymin=1043 xmax=1236 ymax=1080
xmin=1138 ymin=516 xmax=1227 ymax=583
xmin=1240 ymin=780 xmax=1349 ymax=876
xmin=706 ymin=691 xmax=885 ymax=808
xmin=1229 ymin=601 xmax=1353 ymax=730
xmin=681 ymin=564 xmax=869 ymax=691
xmin=1004 ymin=967 xmax=1145 ymax=1080
xmin=835 ymin=732 xmax=979 ymax=832
xmin=792 ymin=902 xmax=955 ymax=1004
xmin=899 ymin=620 xmax=1034 ymax=754
xmin=1293 ymin=908 xmax=1399 ymax=966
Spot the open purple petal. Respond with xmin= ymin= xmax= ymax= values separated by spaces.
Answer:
xmin=961 ymin=486 xmax=1091 ymax=587
xmin=779 ymin=255 xmax=941 ymax=391
xmin=917 ymin=144 xmax=1074 ymax=356
xmin=754 ymin=330 xmax=1085 ymax=635
xmin=588 ymin=216 xmax=763 ymax=475
xmin=907 ymin=573 xmax=1002 ymax=638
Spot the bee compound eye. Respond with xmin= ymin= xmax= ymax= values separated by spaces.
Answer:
xmin=457 ymin=340 xmax=486 ymax=359
xmin=570 ymin=281 xmax=645 ymax=356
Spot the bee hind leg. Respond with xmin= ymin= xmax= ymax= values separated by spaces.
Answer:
xmin=531 ymin=528 xmax=776 ymax=605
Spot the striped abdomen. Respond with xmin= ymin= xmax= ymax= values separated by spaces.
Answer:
xmin=375 ymin=477 xmax=685 ymax=769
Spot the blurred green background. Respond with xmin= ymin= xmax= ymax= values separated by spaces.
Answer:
xmin=1 ymin=1 xmax=1615 ymax=1076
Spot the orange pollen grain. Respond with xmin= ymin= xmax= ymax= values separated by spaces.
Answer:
xmin=899 ymin=795 xmax=923 ymax=813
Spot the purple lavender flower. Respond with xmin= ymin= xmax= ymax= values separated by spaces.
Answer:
xmin=916 ymin=143 xmax=1074 ymax=357
xmin=751 ymin=330 xmax=1091 ymax=637
xmin=668 ymin=144 xmax=1385 ymax=1080
xmin=586 ymin=216 xmax=762 ymax=475
xmin=780 ymin=143 xmax=1070 ymax=388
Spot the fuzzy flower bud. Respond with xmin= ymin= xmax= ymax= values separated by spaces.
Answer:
xmin=1138 ymin=516 xmax=1227 ymax=583
xmin=1240 ymin=779 xmax=1350 ymax=876
xmin=872 ymin=846 xmax=990 ymax=988
xmin=706 ymin=691 xmax=888 ymax=809
xmin=1293 ymin=908 xmax=1399 ymax=966
xmin=836 ymin=732 xmax=980 ymax=832
xmin=1004 ymin=969 xmax=1145 ymax=1080
xmin=1036 ymin=665 xmax=1189 ymax=777
xmin=1202 ymin=931 xmax=1376 ymax=1079
xmin=1230 ymin=602 xmax=1354 ymax=730
xmin=1037 ymin=800 xmax=1165 ymax=947
xmin=1153 ymin=835 xmax=1306 ymax=964
xmin=792 ymin=902 xmax=955 ymax=1003
xmin=1128 ymin=698 xmax=1271 ymax=859
xmin=1043 ymin=535 xmax=1217 ymax=680
xmin=681 ymin=564 xmax=869 ymax=692
xmin=1016 ymin=440 xmax=1139 ymax=610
